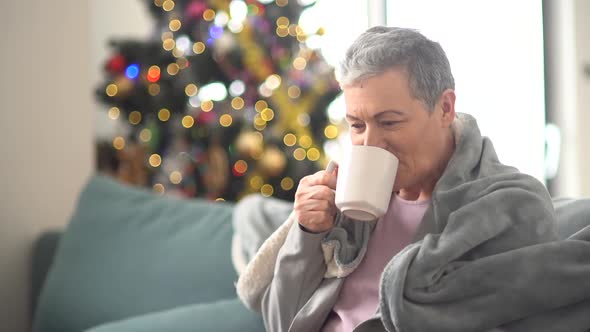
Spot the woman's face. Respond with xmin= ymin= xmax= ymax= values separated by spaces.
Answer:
xmin=342 ymin=68 xmax=455 ymax=193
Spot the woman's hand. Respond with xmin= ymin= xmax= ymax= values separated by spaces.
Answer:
xmin=294 ymin=164 xmax=338 ymax=233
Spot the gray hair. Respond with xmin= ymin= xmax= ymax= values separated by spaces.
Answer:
xmin=337 ymin=26 xmax=455 ymax=111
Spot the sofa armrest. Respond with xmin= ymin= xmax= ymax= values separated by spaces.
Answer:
xmin=31 ymin=230 xmax=63 ymax=317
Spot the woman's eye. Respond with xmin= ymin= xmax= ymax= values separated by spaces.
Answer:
xmin=380 ymin=121 xmax=398 ymax=127
xmin=350 ymin=123 xmax=365 ymax=129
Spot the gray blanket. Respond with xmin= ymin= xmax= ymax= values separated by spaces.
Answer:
xmin=234 ymin=113 xmax=590 ymax=331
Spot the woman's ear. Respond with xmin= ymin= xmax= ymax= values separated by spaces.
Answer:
xmin=438 ymin=89 xmax=456 ymax=127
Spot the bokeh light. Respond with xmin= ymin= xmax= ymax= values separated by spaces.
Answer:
xmin=158 ymin=108 xmax=171 ymax=121
xmin=149 ymin=154 xmax=162 ymax=167
xmin=182 ymin=115 xmax=195 ymax=128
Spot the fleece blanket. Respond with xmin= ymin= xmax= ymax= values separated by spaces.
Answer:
xmin=235 ymin=113 xmax=590 ymax=331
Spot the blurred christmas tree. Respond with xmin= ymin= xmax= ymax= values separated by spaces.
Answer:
xmin=97 ymin=0 xmax=340 ymax=201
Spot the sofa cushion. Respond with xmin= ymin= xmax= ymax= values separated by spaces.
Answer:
xmin=85 ymin=297 xmax=264 ymax=332
xmin=33 ymin=175 xmax=239 ymax=332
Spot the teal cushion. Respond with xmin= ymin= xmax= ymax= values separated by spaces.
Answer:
xmin=85 ymin=298 xmax=264 ymax=332
xmin=33 ymin=175 xmax=239 ymax=332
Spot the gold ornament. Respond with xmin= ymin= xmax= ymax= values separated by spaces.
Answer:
xmin=260 ymin=146 xmax=287 ymax=177
xmin=236 ymin=131 xmax=264 ymax=158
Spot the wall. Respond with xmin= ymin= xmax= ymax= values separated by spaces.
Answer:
xmin=0 ymin=1 xmax=152 ymax=331
xmin=546 ymin=0 xmax=590 ymax=198
xmin=0 ymin=1 xmax=93 ymax=331
xmin=574 ymin=0 xmax=590 ymax=197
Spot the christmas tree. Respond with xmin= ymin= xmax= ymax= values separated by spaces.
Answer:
xmin=97 ymin=0 xmax=341 ymax=202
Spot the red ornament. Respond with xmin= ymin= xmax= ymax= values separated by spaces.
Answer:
xmin=106 ymin=54 xmax=126 ymax=74
xmin=196 ymin=110 xmax=216 ymax=124
xmin=186 ymin=1 xmax=207 ymax=19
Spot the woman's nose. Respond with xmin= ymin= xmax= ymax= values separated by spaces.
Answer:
xmin=362 ymin=128 xmax=386 ymax=149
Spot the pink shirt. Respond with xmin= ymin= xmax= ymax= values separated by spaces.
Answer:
xmin=322 ymin=194 xmax=430 ymax=331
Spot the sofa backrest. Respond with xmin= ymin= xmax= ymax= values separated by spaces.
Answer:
xmin=33 ymin=175 xmax=238 ymax=332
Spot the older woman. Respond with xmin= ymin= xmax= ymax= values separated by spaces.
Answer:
xmin=236 ymin=27 xmax=590 ymax=332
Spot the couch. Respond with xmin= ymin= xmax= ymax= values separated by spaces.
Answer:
xmin=31 ymin=175 xmax=265 ymax=332
xmin=30 ymin=174 xmax=590 ymax=332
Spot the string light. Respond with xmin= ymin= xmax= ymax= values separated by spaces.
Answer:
xmin=276 ymin=17 xmax=289 ymax=28
xmin=288 ymin=24 xmax=298 ymax=37
xmin=324 ymin=125 xmax=338 ymax=139
xmin=220 ymin=114 xmax=233 ymax=127
xmin=293 ymin=57 xmax=307 ymax=70
xmin=139 ymin=128 xmax=152 ymax=142
xmin=215 ymin=198 xmax=226 ymax=201
xmin=276 ymin=0 xmax=288 ymax=7
xmin=106 ymin=84 xmax=118 ymax=97
xmin=287 ymin=85 xmax=301 ymax=98
xmin=260 ymin=184 xmax=274 ymax=197
xmin=161 ymin=32 xmax=173 ymax=41
xmin=154 ymin=0 xmax=164 ymax=7
xmin=185 ymin=83 xmax=198 ymax=96
xmin=281 ymin=177 xmax=294 ymax=191
xmin=209 ymin=25 xmax=223 ymax=39
xmin=299 ymin=135 xmax=312 ymax=148
xmin=113 ymin=137 xmax=125 ymax=150
xmin=265 ymin=74 xmax=281 ymax=90
xmin=162 ymin=0 xmax=175 ymax=11
xmin=158 ymin=108 xmax=171 ymax=122
xmin=254 ymin=114 xmax=266 ymax=127
xmin=149 ymin=154 xmax=162 ymax=167
xmin=125 ymin=64 xmax=140 ymax=79
xmin=231 ymin=97 xmax=245 ymax=110
xmin=189 ymin=95 xmax=200 ymax=108
xmin=172 ymin=48 xmax=184 ymax=58
xmin=203 ymin=9 xmax=216 ymax=21
xmin=176 ymin=57 xmax=189 ymax=68
xmin=147 ymin=65 xmax=161 ymax=83
xmin=229 ymin=80 xmax=245 ymax=96
xmin=169 ymin=19 xmax=181 ymax=31
xmin=227 ymin=19 xmax=244 ymax=33
xmin=198 ymin=81 xmax=227 ymax=101
xmin=167 ymin=63 xmax=180 ymax=75
xmin=229 ymin=0 xmax=248 ymax=22
xmin=148 ymin=83 xmax=160 ymax=96
xmin=298 ymin=113 xmax=310 ymax=126
xmin=307 ymin=148 xmax=320 ymax=161
xmin=260 ymin=108 xmax=274 ymax=121
xmin=201 ymin=100 xmax=214 ymax=112
xmin=233 ymin=160 xmax=248 ymax=176
xmin=250 ymin=175 xmax=263 ymax=189
xmin=293 ymin=148 xmax=306 ymax=160
xmin=276 ymin=26 xmax=289 ymax=37
xmin=193 ymin=42 xmax=206 ymax=54
xmin=108 ymin=107 xmax=120 ymax=119
xmin=283 ymin=133 xmax=297 ymax=146
xmin=153 ymin=183 xmax=165 ymax=194
xmin=254 ymin=120 xmax=267 ymax=131
xmin=176 ymin=35 xmax=191 ymax=53
xmin=258 ymin=84 xmax=273 ymax=97
xmin=295 ymin=25 xmax=305 ymax=36
xmin=182 ymin=115 xmax=195 ymax=128
xmin=255 ymin=100 xmax=268 ymax=112
xmin=129 ymin=111 xmax=142 ymax=125
xmin=163 ymin=38 xmax=175 ymax=51
xmin=214 ymin=11 xmax=229 ymax=26
xmin=170 ymin=171 xmax=182 ymax=184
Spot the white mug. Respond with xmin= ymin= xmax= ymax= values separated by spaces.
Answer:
xmin=332 ymin=145 xmax=399 ymax=221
